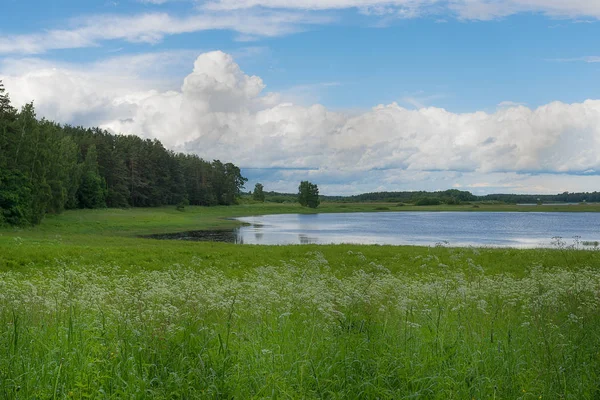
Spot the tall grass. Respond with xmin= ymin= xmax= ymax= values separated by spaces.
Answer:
xmin=1 ymin=251 xmax=599 ymax=399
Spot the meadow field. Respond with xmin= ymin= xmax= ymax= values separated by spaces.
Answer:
xmin=1 ymin=203 xmax=599 ymax=399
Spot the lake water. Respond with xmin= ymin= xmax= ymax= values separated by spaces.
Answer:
xmin=148 ymin=212 xmax=600 ymax=248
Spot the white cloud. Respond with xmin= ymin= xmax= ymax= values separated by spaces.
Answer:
xmin=202 ymin=0 xmax=432 ymax=11
xmin=2 ymin=51 xmax=600 ymax=194
xmin=0 ymin=10 xmax=333 ymax=55
xmin=401 ymin=92 xmax=447 ymax=109
xmin=551 ymin=56 xmax=600 ymax=63
xmin=0 ymin=1 xmax=597 ymax=56
xmin=0 ymin=51 xmax=200 ymax=125
xmin=497 ymin=100 xmax=527 ymax=108
xmin=202 ymin=0 xmax=600 ymax=20
xmin=1 ymin=0 xmax=598 ymax=56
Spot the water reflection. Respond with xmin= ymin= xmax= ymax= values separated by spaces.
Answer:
xmin=143 ymin=212 xmax=600 ymax=248
xmin=299 ymin=234 xmax=318 ymax=244
xmin=143 ymin=228 xmax=243 ymax=243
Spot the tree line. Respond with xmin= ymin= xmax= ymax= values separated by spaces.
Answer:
xmin=478 ymin=192 xmax=600 ymax=204
xmin=0 ymin=82 xmax=247 ymax=226
xmin=334 ymin=189 xmax=478 ymax=204
xmin=251 ymin=188 xmax=600 ymax=206
xmin=323 ymin=189 xmax=600 ymax=205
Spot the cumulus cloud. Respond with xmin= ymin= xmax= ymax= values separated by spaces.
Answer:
xmin=2 ymin=51 xmax=600 ymax=193
xmin=0 ymin=52 xmax=199 ymax=126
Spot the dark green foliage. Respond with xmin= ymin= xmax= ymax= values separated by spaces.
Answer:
xmin=0 ymin=100 xmax=57 ymax=225
xmin=298 ymin=181 xmax=320 ymax=208
xmin=176 ymin=198 xmax=189 ymax=211
xmin=208 ymin=160 xmax=247 ymax=205
xmin=78 ymin=171 xmax=106 ymax=209
xmin=264 ymin=192 xmax=297 ymax=203
xmin=480 ymin=191 xmax=600 ymax=204
xmin=0 ymin=169 xmax=32 ymax=225
xmin=332 ymin=189 xmax=478 ymax=204
xmin=415 ymin=197 xmax=441 ymax=206
xmin=0 ymin=82 xmax=247 ymax=225
xmin=223 ymin=162 xmax=248 ymax=205
xmin=177 ymin=153 xmax=215 ymax=206
xmin=77 ymin=145 xmax=107 ymax=209
xmin=253 ymin=183 xmax=265 ymax=202
xmin=0 ymin=81 xmax=15 ymax=117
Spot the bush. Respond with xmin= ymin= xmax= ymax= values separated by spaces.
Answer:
xmin=176 ymin=198 xmax=190 ymax=211
xmin=268 ymin=196 xmax=290 ymax=203
xmin=444 ymin=197 xmax=460 ymax=205
xmin=415 ymin=197 xmax=441 ymax=206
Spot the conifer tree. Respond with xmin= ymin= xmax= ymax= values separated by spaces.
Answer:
xmin=77 ymin=145 xmax=107 ymax=209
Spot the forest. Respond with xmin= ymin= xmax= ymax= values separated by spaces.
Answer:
xmin=262 ymin=189 xmax=600 ymax=205
xmin=0 ymin=82 xmax=247 ymax=226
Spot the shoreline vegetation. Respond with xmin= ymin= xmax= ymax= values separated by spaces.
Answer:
xmin=1 ymin=205 xmax=600 ymax=398
xmin=1 ymin=204 xmax=599 ymax=398
xmin=2 ymin=202 xmax=600 ymax=268
xmin=3 ymin=201 xmax=600 ymax=240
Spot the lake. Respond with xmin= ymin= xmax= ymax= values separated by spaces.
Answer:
xmin=148 ymin=212 xmax=600 ymax=248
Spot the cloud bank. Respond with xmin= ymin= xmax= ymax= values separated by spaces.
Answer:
xmin=2 ymin=51 xmax=600 ymax=194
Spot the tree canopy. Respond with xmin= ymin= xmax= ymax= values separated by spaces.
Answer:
xmin=253 ymin=183 xmax=265 ymax=202
xmin=0 ymin=82 xmax=247 ymax=226
xmin=298 ymin=181 xmax=320 ymax=208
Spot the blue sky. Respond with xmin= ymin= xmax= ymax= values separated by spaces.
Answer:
xmin=2 ymin=0 xmax=600 ymax=194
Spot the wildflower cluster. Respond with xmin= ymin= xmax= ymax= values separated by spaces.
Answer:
xmin=0 ymin=252 xmax=599 ymax=398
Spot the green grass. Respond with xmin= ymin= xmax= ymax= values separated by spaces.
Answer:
xmin=1 ymin=203 xmax=600 ymax=398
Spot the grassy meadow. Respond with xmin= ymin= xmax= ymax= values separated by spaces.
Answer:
xmin=1 ymin=203 xmax=600 ymax=398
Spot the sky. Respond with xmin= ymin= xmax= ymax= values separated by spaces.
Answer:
xmin=1 ymin=0 xmax=600 ymax=195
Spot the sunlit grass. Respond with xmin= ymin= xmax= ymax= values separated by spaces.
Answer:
xmin=1 ymin=204 xmax=600 ymax=398
xmin=1 ymin=251 xmax=599 ymax=398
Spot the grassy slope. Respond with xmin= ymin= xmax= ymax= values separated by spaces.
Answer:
xmin=1 ymin=202 xmax=598 ymax=273
xmin=1 ymin=203 xmax=600 ymax=399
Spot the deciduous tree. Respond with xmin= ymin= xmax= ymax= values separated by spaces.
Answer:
xmin=253 ymin=183 xmax=265 ymax=202
xmin=298 ymin=181 xmax=320 ymax=208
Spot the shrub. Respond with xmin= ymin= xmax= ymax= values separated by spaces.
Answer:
xmin=176 ymin=198 xmax=190 ymax=211
xmin=415 ymin=197 xmax=441 ymax=206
